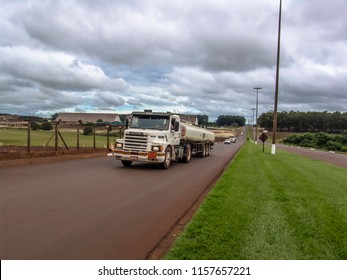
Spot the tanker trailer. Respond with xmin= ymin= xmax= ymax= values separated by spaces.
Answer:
xmin=109 ymin=110 xmax=215 ymax=169
xmin=180 ymin=122 xmax=215 ymax=158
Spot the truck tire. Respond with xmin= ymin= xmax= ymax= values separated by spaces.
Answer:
xmin=161 ymin=147 xmax=172 ymax=169
xmin=182 ymin=144 xmax=191 ymax=163
xmin=121 ymin=160 xmax=132 ymax=167
xmin=206 ymin=143 xmax=211 ymax=156
xmin=198 ymin=143 xmax=205 ymax=158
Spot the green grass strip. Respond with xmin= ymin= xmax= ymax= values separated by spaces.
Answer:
xmin=166 ymin=142 xmax=347 ymax=260
xmin=0 ymin=128 xmax=115 ymax=148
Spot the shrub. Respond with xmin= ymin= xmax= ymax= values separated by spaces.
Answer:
xmin=83 ymin=127 xmax=93 ymax=135
xmin=31 ymin=122 xmax=40 ymax=131
xmin=326 ymin=140 xmax=342 ymax=151
xmin=299 ymin=139 xmax=315 ymax=148
xmin=40 ymin=122 xmax=53 ymax=130
xmin=314 ymin=132 xmax=330 ymax=147
xmin=335 ymin=135 xmax=347 ymax=145
xmin=283 ymin=132 xmax=347 ymax=151
xmin=283 ymin=135 xmax=300 ymax=145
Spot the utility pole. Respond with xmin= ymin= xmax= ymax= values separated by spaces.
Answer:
xmin=251 ymin=108 xmax=255 ymax=143
xmin=253 ymin=87 xmax=262 ymax=144
xmin=272 ymin=0 xmax=282 ymax=155
xmin=27 ymin=122 xmax=31 ymax=153
xmin=54 ymin=122 xmax=58 ymax=151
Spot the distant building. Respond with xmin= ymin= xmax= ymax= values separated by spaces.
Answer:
xmin=54 ymin=112 xmax=198 ymax=126
xmin=0 ymin=114 xmax=20 ymax=122
xmin=0 ymin=114 xmax=28 ymax=128
xmin=55 ymin=113 xmax=121 ymax=125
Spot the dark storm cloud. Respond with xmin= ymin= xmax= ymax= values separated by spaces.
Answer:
xmin=0 ymin=0 xmax=346 ymax=118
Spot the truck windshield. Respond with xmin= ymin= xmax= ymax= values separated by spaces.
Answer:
xmin=130 ymin=115 xmax=170 ymax=130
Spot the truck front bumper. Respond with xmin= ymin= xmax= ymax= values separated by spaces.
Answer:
xmin=112 ymin=150 xmax=166 ymax=163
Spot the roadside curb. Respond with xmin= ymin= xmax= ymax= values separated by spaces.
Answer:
xmin=0 ymin=151 xmax=107 ymax=168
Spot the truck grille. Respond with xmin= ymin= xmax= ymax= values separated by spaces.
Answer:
xmin=124 ymin=133 xmax=147 ymax=151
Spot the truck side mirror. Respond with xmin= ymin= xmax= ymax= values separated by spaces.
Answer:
xmin=125 ymin=118 xmax=129 ymax=129
xmin=174 ymin=121 xmax=180 ymax=132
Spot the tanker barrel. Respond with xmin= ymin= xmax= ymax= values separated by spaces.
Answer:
xmin=180 ymin=123 xmax=215 ymax=142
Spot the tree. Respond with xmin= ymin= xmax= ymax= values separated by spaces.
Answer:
xmin=197 ymin=115 xmax=208 ymax=126
xmin=51 ymin=113 xmax=59 ymax=121
xmin=258 ymin=111 xmax=273 ymax=129
xmin=119 ymin=114 xmax=127 ymax=122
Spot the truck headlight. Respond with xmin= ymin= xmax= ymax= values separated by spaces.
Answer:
xmin=116 ymin=143 xmax=123 ymax=148
xmin=152 ymin=146 xmax=163 ymax=152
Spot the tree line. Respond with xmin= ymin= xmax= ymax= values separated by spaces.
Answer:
xmin=258 ymin=111 xmax=347 ymax=133
xmin=197 ymin=115 xmax=246 ymax=126
xmin=215 ymin=115 xmax=246 ymax=126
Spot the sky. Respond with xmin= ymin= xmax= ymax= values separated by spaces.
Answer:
xmin=1 ymin=0 xmax=346 ymax=122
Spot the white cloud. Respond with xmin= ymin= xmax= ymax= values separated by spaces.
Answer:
xmin=0 ymin=46 xmax=127 ymax=91
xmin=0 ymin=46 xmax=128 ymax=115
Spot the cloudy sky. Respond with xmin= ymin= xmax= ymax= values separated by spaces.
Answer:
xmin=1 ymin=0 xmax=346 ymax=121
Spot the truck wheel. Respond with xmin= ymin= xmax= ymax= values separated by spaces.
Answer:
xmin=206 ymin=144 xmax=211 ymax=156
xmin=198 ymin=143 xmax=205 ymax=158
xmin=161 ymin=147 xmax=172 ymax=169
xmin=121 ymin=160 xmax=132 ymax=167
xmin=183 ymin=144 xmax=191 ymax=163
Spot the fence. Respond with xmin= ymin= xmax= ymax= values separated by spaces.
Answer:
xmin=0 ymin=123 xmax=125 ymax=160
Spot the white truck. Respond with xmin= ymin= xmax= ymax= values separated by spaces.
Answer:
xmin=109 ymin=110 xmax=215 ymax=169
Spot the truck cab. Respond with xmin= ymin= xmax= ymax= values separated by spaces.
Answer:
xmin=111 ymin=110 xmax=180 ymax=169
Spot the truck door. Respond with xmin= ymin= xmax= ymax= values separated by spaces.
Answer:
xmin=170 ymin=117 xmax=180 ymax=146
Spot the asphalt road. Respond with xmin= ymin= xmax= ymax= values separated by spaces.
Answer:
xmin=0 ymin=136 xmax=245 ymax=260
xmin=277 ymin=144 xmax=347 ymax=169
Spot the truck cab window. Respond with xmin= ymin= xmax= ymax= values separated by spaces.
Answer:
xmin=130 ymin=115 xmax=170 ymax=130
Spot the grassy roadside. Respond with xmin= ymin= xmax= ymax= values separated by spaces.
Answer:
xmin=166 ymin=142 xmax=347 ymax=260
xmin=0 ymin=128 xmax=117 ymax=148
